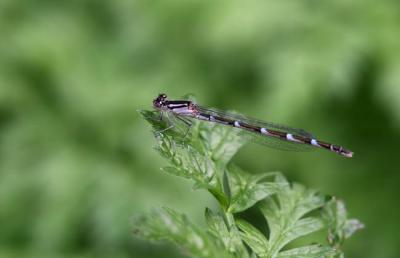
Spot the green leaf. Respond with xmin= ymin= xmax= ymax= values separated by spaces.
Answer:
xmin=133 ymin=207 xmax=227 ymax=258
xmin=323 ymin=198 xmax=364 ymax=250
xmin=205 ymin=208 xmax=231 ymax=248
xmin=236 ymin=219 xmax=269 ymax=257
xmin=344 ymin=219 xmax=364 ymax=239
xmin=205 ymin=209 xmax=250 ymax=258
xmin=140 ymin=109 xmax=245 ymax=208
xmin=227 ymin=166 xmax=283 ymax=213
xmin=162 ymin=166 xmax=192 ymax=179
xmin=139 ymin=109 xmax=244 ymax=170
xmin=139 ymin=110 xmax=362 ymax=258
xmin=139 ymin=110 xmax=190 ymax=144
xmin=196 ymin=121 xmax=245 ymax=168
xmin=256 ymin=174 xmax=326 ymax=257
xmin=280 ymin=217 xmax=324 ymax=249
xmin=276 ymin=245 xmax=337 ymax=258
xmin=156 ymin=132 xmax=222 ymax=193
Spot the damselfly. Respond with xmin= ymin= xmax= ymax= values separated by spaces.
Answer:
xmin=152 ymin=94 xmax=353 ymax=158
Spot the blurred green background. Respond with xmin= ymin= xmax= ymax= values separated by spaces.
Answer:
xmin=1 ymin=1 xmax=399 ymax=257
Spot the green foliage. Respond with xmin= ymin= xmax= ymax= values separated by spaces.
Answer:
xmin=134 ymin=207 xmax=229 ymax=258
xmin=238 ymin=174 xmax=329 ymax=258
xmin=227 ymin=166 xmax=283 ymax=213
xmin=134 ymin=110 xmax=363 ymax=258
xmin=2 ymin=1 xmax=400 ymax=257
xmin=323 ymin=198 xmax=365 ymax=257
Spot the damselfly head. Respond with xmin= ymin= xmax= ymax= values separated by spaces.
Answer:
xmin=153 ymin=93 xmax=168 ymax=109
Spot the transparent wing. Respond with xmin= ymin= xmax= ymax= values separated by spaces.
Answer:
xmin=146 ymin=104 xmax=316 ymax=152
xmin=235 ymin=127 xmax=315 ymax=152
xmin=196 ymin=105 xmax=314 ymax=138
xmin=196 ymin=106 xmax=316 ymax=152
xmin=140 ymin=110 xmax=193 ymax=143
xmin=161 ymin=111 xmax=194 ymax=141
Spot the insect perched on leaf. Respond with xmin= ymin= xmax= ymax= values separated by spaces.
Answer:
xmin=152 ymin=93 xmax=353 ymax=158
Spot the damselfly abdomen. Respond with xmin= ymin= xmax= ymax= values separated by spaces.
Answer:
xmin=152 ymin=94 xmax=353 ymax=158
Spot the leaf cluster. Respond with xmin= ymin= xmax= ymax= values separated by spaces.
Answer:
xmin=134 ymin=110 xmax=363 ymax=258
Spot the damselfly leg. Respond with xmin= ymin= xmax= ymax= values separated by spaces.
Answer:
xmin=175 ymin=116 xmax=193 ymax=139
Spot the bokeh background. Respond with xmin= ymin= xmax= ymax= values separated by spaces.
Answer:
xmin=1 ymin=1 xmax=399 ymax=257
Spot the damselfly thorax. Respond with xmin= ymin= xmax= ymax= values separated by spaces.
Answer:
xmin=152 ymin=94 xmax=353 ymax=158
